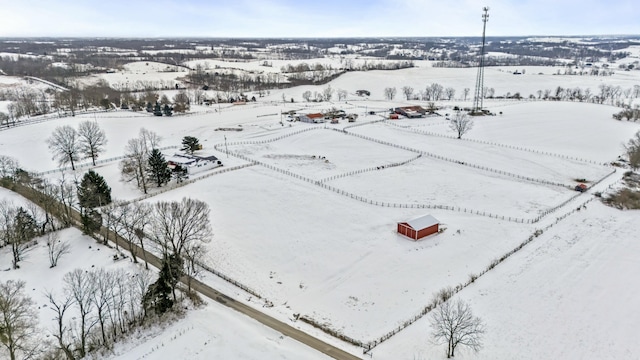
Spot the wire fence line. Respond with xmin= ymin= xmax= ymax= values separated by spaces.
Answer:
xmin=383 ymin=120 xmax=609 ymax=166
xmin=331 ymin=127 xmax=573 ymax=190
xmin=103 ymin=163 xmax=256 ymax=209
xmin=0 ymin=108 xmax=120 ymax=132
xmin=360 ymin=193 xmax=599 ymax=353
xmin=213 ymin=124 xmax=617 ymax=224
xmin=224 ymin=142 xmax=608 ymax=224
xmin=35 ymin=145 xmax=180 ymax=176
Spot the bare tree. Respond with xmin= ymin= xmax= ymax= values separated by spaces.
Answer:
xmin=44 ymin=290 xmax=75 ymax=360
xmin=463 ymin=88 xmax=470 ymax=101
xmin=625 ymin=130 xmax=640 ymax=170
xmin=121 ymin=128 xmax=162 ymax=194
xmin=150 ymin=198 xmax=212 ymax=259
xmin=139 ymin=128 xmax=161 ymax=151
xmin=429 ymin=298 xmax=485 ymax=358
xmin=108 ymin=269 xmax=130 ymax=338
xmin=322 ymin=85 xmax=334 ymax=102
xmin=449 ymin=111 xmax=474 ymax=139
xmin=63 ymin=269 xmax=97 ymax=358
xmin=56 ymin=172 xmax=76 ymax=227
xmin=47 ymin=232 xmax=71 ymax=268
xmin=0 ymin=155 xmax=19 ymax=179
xmin=384 ymin=87 xmax=397 ymax=100
xmin=183 ymin=242 xmax=206 ymax=294
xmin=428 ymin=83 xmax=444 ymax=101
xmin=302 ymin=90 xmax=312 ymax=102
xmin=445 ymin=87 xmax=456 ymax=100
xmin=120 ymin=141 xmax=146 ymax=194
xmin=150 ymin=198 xmax=212 ymax=299
xmin=117 ymin=202 xmax=152 ymax=268
xmin=77 ymin=120 xmax=107 ymax=166
xmin=0 ymin=280 xmax=40 ymax=360
xmin=131 ymin=269 xmax=153 ymax=321
xmin=336 ymin=89 xmax=348 ymax=101
xmin=402 ymin=86 xmax=414 ymax=100
xmin=48 ymin=125 xmax=80 ymax=170
xmin=90 ymin=269 xmax=113 ymax=346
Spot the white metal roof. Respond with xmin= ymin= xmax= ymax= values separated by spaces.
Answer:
xmin=405 ymin=214 xmax=439 ymax=230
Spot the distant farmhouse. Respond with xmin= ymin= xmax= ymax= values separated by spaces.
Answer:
xmin=394 ymin=106 xmax=427 ymax=118
xmin=299 ymin=113 xmax=325 ymax=123
xmin=166 ymin=153 xmax=222 ymax=175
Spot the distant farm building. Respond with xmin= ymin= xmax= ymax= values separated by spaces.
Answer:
xmin=356 ymin=90 xmax=371 ymax=96
xmin=394 ymin=106 xmax=427 ymax=118
xmin=299 ymin=113 xmax=325 ymax=123
xmin=166 ymin=153 xmax=222 ymax=175
xmin=397 ymin=214 xmax=440 ymax=240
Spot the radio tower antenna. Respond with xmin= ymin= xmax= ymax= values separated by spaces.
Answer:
xmin=472 ymin=7 xmax=490 ymax=115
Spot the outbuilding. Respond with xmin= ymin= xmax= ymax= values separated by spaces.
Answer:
xmin=397 ymin=214 xmax=440 ymax=240
xmin=299 ymin=113 xmax=325 ymax=123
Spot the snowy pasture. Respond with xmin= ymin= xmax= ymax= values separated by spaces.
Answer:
xmin=373 ymin=201 xmax=640 ymax=360
xmin=226 ymin=127 xmax=415 ymax=180
xmin=139 ymin=165 xmax=533 ymax=341
xmin=326 ymin=157 xmax=571 ymax=219
xmin=421 ymin=101 xmax=640 ymax=163
xmin=351 ymin=120 xmax=612 ymax=184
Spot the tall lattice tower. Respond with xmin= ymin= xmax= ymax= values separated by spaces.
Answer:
xmin=472 ymin=7 xmax=490 ymax=114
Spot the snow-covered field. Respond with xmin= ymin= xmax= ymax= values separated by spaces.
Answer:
xmin=0 ymin=187 xmax=330 ymax=360
xmin=373 ymin=201 xmax=640 ymax=359
xmin=1 ymin=58 xmax=640 ymax=359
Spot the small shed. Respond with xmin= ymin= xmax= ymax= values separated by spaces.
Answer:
xmin=397 ymin=214 xmax=440 ymax=240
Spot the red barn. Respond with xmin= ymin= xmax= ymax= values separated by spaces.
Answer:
xmin=397 ymin=214 xmax=440 ymax=240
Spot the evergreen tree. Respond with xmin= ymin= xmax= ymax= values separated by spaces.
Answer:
xmin=147 ymin=149 xmax=171 ymax=187
xmin=153 ymin=102 xmax=162 ymax=116
xmin=142 ymin=255 xmax=182 ymax=315
xmin=163 ymin=104 xmax=173 ymax=116
xmin=173 ymin=165 xmax=189 ymax=183
xmin=13 ymin=207 xmax=38 ymax=244
xmin=77 ymin=170 xmax=112 ymax=209
xmin=81 ymin=209 xmax=102 ymax=235
xmin=181 ymin=136 xmax=200 ymax=154
xmin=10 ymin=207 xmax=38 ymax=268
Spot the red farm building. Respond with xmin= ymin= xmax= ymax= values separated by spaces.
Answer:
xmin=397 ymin=214 xmax=440 ymax=240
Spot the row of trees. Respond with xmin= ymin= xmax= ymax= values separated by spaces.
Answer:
xmin=1 ymin=159 xmax=212 ymax=358
xmin=613 ymin=107 xmax=640 ymax=122
xmin=47 ymin=120 xmax=107 ymax=170
xmin=300 ymin=86 xmax=347 ymax=102
xmin=0 ymin=267 xmax=154 ymax=360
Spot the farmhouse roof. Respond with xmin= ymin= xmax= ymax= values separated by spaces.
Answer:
xmin=405 ymin=214 xmax=439 ymax=230
xmin=305 ymin=113 xmax=324 ymax=118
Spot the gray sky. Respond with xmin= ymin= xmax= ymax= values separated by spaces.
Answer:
xmin=0 ymin=0 xmax=638 ymax=37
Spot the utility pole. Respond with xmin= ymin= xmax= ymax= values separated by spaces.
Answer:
xmin=472 ymin=7 xmax=490 ymax=115
xmin=224 ymin=135 xmax=228 ymax=158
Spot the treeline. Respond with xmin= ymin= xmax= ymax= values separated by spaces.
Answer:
xmin=0 ymin=161 xmax=212 ymax=360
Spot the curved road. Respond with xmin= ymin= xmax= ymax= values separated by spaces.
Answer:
xmin=5 ymin=183 xmax=361 ymax=360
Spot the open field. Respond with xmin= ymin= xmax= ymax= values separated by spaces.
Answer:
xmin=139 ymin=165 xmax=533 ymax=340
xmin=373 ymin=201 xmax=640 ymax=359
xmin=2 ymin=54 xmax=640 ymax=359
